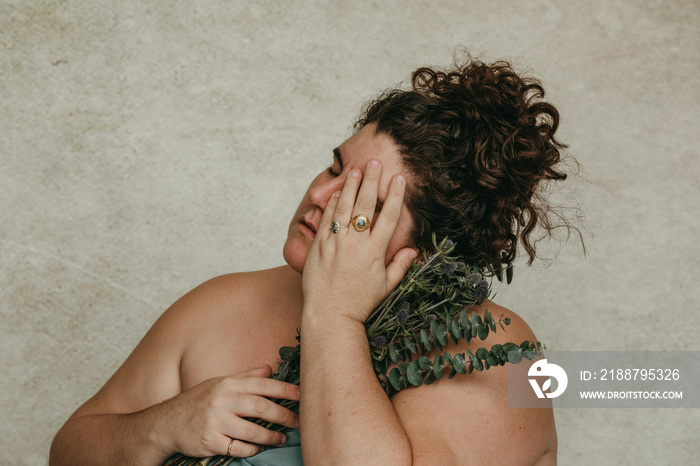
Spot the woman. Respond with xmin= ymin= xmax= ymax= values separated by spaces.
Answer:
xmin=51 ymin=57 xmax=573 ymax=465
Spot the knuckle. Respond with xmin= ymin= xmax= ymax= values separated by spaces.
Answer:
xmin=231 ymin=441 xmax=262 ymax=458
xmin=217 ymin=377 xmax=236 ymax=391
xmin=253 ymin=377 xmax=271 ymax=392
xmin=382 ymin=208 xmax=400 ymax=224
xmin=356 ymin=197 xmax=375 ymax=211
xmin=199 ymin=433 xmax=217 ymax=450
xmin=242 ymin=422 xmax=261 ymax=442
xmin=204 ymin=394 xmax=221 ymax=410
xmin=252 ymin=396 xmax=268 ymax=415
xmin=335 ymin=203 xmax=352 ymax=216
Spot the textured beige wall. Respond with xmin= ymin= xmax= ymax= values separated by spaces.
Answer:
xmin=1 ymin=0 xmax=698 ymax=464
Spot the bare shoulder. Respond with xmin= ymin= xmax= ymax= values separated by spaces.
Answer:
xmin=178 ymin=266 xmax=304 ymax=387
xmin=70 ymin=266 xmax=302 ymax=419
xmin=392 ymin=302 xmax=557 ymax=466
xmin=163 ymin=266 xmax=301 ymax=344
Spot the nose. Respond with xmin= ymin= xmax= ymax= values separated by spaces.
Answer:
xmin=308 ymin=174 xmax=344 ymax=209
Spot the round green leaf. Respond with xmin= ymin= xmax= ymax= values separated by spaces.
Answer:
xmin=404 ymin=336 xmax=418 ymax=354
xmin=436 ymin=323 xmax=448 ymax=346
xmin=459 ymin=308 xmax=470 ymax=329
xmin=477 ymin=323 xmax=489 ymax=340
xmin=442 ymin=351 xmax=453 ymax=366
xmin=407 ymin=360 xmax=423 ymax=386
xmin=389 ymin=368 xmax=403 ymax=391
xmin=509 ymin=350 xmax=523 ymax=364
xmin=453 ymin=353 xmax=467 ymax=374
xmin=389 ymin=344 xmax=400 ymax=364
xmin=485 ymin=352 xmax=500 ymax=367
xmin=449 ymin=318 xmax=463 ymax=344
xmin=418 ymin=356 xmax=432 ymax=371
xmin=420 ymin=329 xmax=432 ymax=352
xmin=433 ymin=357 xmax=445 ymax=380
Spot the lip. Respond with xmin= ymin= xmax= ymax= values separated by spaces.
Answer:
xmin=299 ymin=217 xmax=317 ymax=238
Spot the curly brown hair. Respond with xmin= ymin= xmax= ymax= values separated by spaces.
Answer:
xmin=356 ymin=58 xmax=580 ymax=271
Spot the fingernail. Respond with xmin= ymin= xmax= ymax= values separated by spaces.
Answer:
xmin=350 ymin=169 xmax=362 ymax=178
xmin=368 ymin=159 xmax=380 ymax=168
xmin=332 ymin=191 xmax=341 ymax=198
xmin=294 ymin=416 xmax=300 ymax=428
xmin=395 ymin=174 xmax=406 ymax=185
xmin=279 ymin=434 xmax=288 ymax=446
xmin=296 ymin=388 xmax=301 ymax=399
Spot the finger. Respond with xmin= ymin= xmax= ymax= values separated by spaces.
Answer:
xmin=334 ymin=168 xmax=363 ymax=226
xmin=351 ymin=159 xmax=381 ymax=225
xmin=371 ymin=174 xmax=406 ymax=244
xmin=386 ymin=247 xmax=419 ymax=291
xmin=319 ymin=190 xmax=341 ymax=238
xmin=227 ymin=416 xmax=290 ymax=448
xmin=221 ymin=437 xmax=267 ymax=458
xmin=234 ymin=376 xmax=301 ymax=402
xmin=233 ymin=365 xmax=273 ymax=379
xmin=234 ymin=395 xmax=299 ymax=430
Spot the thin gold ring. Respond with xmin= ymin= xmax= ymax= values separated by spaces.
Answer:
xmin=351 ymin=214 xmax=371 ymax=232
xmin=227 ymin=438 xmax=235 ymax=457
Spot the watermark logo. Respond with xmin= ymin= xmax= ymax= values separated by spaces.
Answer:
xmin=510 ymin=352 xmax=697 ymax=408
xmin=528 ymin=359 xmax=568 ymax=398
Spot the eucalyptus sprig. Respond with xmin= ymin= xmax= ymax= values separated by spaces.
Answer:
xmin=360 ymin=235 xmax=539 ymax=396
xmin=164 ymin=235 xmax=541 ymax=465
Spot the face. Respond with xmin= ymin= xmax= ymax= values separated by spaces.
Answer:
xmin=283 ymin=124 xmax=415 ymax=273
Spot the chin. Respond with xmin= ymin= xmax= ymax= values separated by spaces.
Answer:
xmin=282 ymin=240 xmax=307 ymax=274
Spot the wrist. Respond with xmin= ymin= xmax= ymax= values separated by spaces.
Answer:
xmin=136 ymin=399 xmax=178 ymax=461
xmin=301 ymin=306 xmax=365 ymax=331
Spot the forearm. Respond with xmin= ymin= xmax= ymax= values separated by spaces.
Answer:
xmin=50 ymin=405 xmax=173 ymax=466
xmin=299 ymin=314 xmax=412 ymax=465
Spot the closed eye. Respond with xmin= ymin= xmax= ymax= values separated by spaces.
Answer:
xmin=327 ymin=147 xmax=343 ymax=177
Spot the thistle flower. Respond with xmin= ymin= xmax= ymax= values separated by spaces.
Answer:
xmin=372 ymin=335 xmax=389 ymax=348
xmin=467 ymin=272 xmax=483 ymax=287
xmin=474 ymin=280 xmax=489 ymax=302
xmin=395 ymin=301 xmax=409 ymax=326
xmin=442 ymin=260 xmax=458 ymax=277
